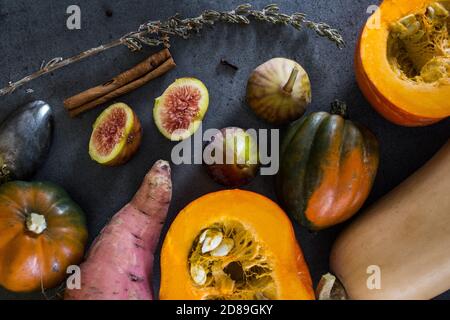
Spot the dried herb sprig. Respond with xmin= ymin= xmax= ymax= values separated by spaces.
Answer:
xmin=0 ymin=3 xmax=344 ymax=96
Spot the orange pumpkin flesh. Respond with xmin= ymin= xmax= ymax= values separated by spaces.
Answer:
xmin=160 ymin=190 xmax=314 ymax=300
xmin=356 ymin=0 xmax=450 ymax=126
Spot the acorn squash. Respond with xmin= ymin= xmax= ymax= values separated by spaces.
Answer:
xmin=276 ymin=103 xmax=379 ymax=230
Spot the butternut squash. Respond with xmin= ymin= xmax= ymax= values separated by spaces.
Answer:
xmin=330 ymin=140 xmax=450 ymax=299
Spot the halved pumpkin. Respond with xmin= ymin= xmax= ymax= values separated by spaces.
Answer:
xmin=356 ymin=0 xmax=450 ymax=126
xmin=159 ymin=190 xmax=314 ymax=300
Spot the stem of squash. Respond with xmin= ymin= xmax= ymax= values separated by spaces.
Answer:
xmin=0 ymin=162 xmax=11 ymax=184
xmin=282 ymin=67 xmax=299 ymax=94
xmin=316 ymin=273 xmax=348 ymax=300
xmin=330 ymin=100 xmax=348 ymax=118
xmin=26 ymin=213 xmax=47 ymax=235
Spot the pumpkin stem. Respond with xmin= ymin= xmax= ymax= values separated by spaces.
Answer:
xmin=330 ymin=100 xmax=348 ymax=118
xmin=0 ymin=163 xmax=11 ymax=184
xmin=26 ymin=213 xmax=47 ymax=235
xmin=316 ymin=273 xmax=348 ymax=300
xmin=282 ymin=67 xmax=299 ymax=93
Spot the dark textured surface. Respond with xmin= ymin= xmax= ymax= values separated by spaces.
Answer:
xmin=0 ymin=0 xmax=448 ymax=300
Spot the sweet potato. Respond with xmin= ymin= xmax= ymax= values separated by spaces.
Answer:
xmin=65 ymin=160 xmax=172 ymax=300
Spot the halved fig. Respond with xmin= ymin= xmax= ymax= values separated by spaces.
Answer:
xmin=89 ymin=103 xmax=142 ymax=166
xmin=154 ymin=78 xmax=209 ymax=141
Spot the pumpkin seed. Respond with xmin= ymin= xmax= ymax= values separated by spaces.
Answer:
xmin=211 ymin=238 xmax=234 ymax=257
xmin=201 ymin=230 xmax=224 ymax=253
xmin=427 ymin=5 xmax=436 ymax=18
xmin=394 ymin=15 xmax=420 ymax=39
xmin=190 ymin=264 xmax=207 ymax=286
xmin=427 ymin=3 xmax=448 ymax=19
xmin=199 ymin=229 xmax=209 ymax=244
xmin=188 ymin=221 xmax=277 ymax=299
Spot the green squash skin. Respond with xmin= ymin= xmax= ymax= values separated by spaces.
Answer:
xmin=0 ymin=181 xmax=87 ymax=230
xmin=276 ymin=112 xmax=379 ymax=230
xmin=0 ymin=180 xmax=87 ymax=292
xmin=276 ymin=113 xmax=328 ymax=229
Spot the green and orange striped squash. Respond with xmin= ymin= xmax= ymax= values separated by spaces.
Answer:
xmin=276 ymin=103 xmax=380 ymax=230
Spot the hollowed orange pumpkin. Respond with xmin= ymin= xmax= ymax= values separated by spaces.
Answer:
xmin=159 ymin=190 xmax=314 ymax=300
xmin=356 ymin=0 xmax=450 ymax=126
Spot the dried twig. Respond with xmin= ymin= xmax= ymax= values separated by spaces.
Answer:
xmin=0 ymin=3 xmax=345 ymax=96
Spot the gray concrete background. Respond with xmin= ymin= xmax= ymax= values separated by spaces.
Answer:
xmin=0 ymin=0 xmax=449 ymax=300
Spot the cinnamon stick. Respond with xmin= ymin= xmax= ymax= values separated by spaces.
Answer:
xmin=68 ymin=58 xmax=176 ymax=117
xmin=64 ymin=48 xmax=175 ymax=117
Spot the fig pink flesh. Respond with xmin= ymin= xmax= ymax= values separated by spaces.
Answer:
xmin=162 ymin=85 xmax=201 ymax=134
xmin=65 ymin=160 xmax=172 ymax=300
xmin=93 ymin=107 xmax=127 ymax=157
